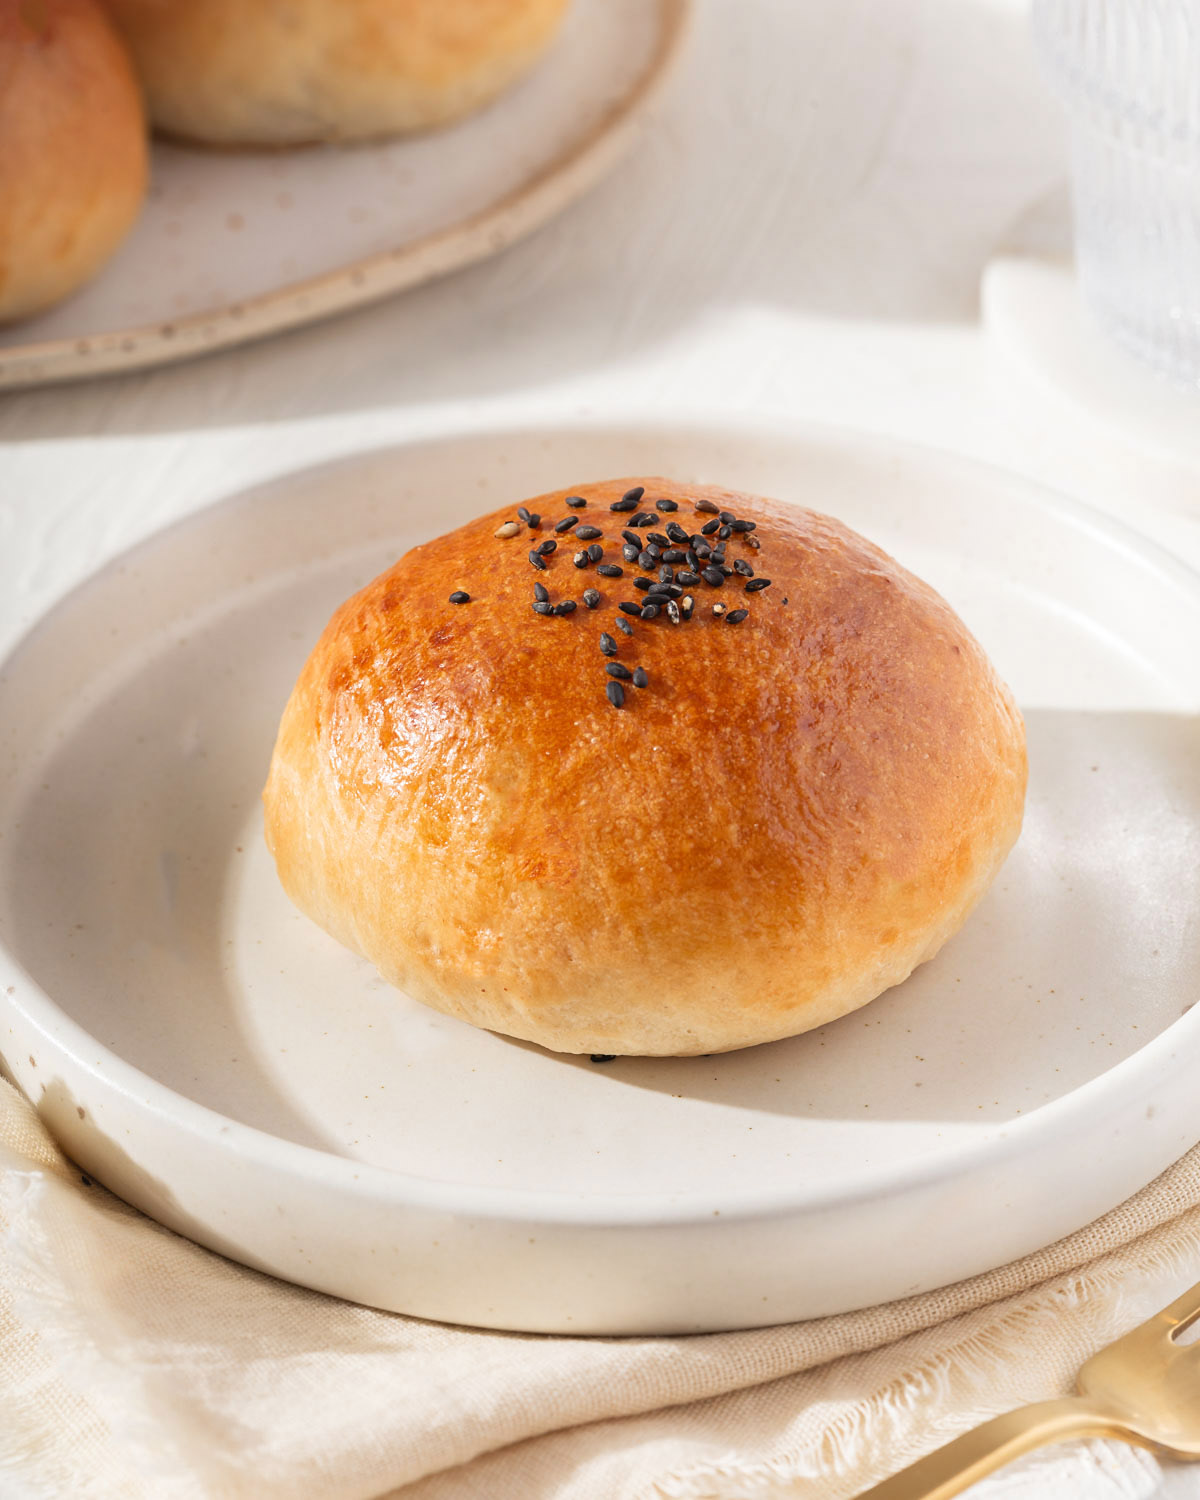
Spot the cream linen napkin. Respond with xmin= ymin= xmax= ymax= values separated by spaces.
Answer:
xmin=3 ymin=1074 xmax=1200 ymax=1500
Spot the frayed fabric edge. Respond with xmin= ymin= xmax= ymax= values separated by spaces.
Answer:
xmin=648 ymin=1215 xmax=1200 ymax=1500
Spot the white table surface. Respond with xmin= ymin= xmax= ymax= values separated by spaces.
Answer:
xmin=3 ymin=0 xmax=1199 ymax=1495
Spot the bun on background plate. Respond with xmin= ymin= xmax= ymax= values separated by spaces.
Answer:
xmin=263 ymin=478 xmax=1027 ymax=1057
xmin=0 ymin=0 xmax=147 ymax=322
xmin=102 ymin=0 xmax=571 ymax=146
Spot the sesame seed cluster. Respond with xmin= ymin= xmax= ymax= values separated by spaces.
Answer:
xmin=448 ymin=484 xmax=778 ymax=709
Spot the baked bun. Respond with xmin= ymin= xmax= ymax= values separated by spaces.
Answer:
xmin=263 ymin=479 xmax=1027 ymax=1057
xmin=0 ymin=0 xmax=147 ymax=323
xmin=101 ymin=0 xmax=570 ymax=146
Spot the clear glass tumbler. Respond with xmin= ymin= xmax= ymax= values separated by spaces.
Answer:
xmin=1033 ymin=0 xmax=1200 ymax=386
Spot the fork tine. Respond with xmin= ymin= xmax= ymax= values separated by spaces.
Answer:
xmin=1141 ymin=1276 xmax=1200 ymax=1335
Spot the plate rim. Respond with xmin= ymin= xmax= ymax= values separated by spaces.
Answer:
xmin=2 ymin=415 xmax=1199 ymax=1226
xmin=0 ymin=0 xmax=690 ymax=393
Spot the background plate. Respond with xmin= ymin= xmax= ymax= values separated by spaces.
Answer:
xmin=0 ymin=0 xmax=686 ymax=390
xmin=1 ymin=422 xmax=1199 ymax=1333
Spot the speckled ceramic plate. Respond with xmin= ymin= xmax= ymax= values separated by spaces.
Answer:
xmin=1 ymin=422 xmax=1199 ymax=1333
xmin=0 ymin=0 xmax=687 ymax=390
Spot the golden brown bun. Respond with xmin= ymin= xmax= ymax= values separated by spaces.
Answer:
xmin=0 ymin=0 xmax=147 ymax=323
xmin=101 ymin=0 xmax=570 ymax=145
xmin=263 ymin=479 xmax=1027 ymax=1057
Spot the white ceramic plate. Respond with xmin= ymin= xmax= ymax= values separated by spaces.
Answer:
xmin=0 ymin=0 xmax=686 ymax=390
xmin=1 ymin=422 xmax=1199 ymax=1334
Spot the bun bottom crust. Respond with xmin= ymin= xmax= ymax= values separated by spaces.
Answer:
xmin=102 ymin=0 xmax=570 ymax=145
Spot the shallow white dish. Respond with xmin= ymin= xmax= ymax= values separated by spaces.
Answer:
xmin=1 ymin=422 xmax=1199 ymax=1334
xmin=0 ymin=0 xmax=686 ymax=390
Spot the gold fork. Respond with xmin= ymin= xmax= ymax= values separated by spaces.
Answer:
xmin=857 ymin=1277 xmax=1200 ymax=1499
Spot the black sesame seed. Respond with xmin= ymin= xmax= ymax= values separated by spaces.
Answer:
xmin=712 ymin=601 xmax=726 ymax=617
xmin=734 ymin=559 xmax=754 ymax=576
xmin=448 ymin=590 xmax=470 ymax=604
xmin=658 ymin=564 xmax=674 ymax=582
xmin=534 ymin=581 xmax=549 ymax=602
xmin=590 ymin=1053 xmax=616 ymax=1062
xmin=649 ymin=582 xmax=682 ymax=598
xmin=606 ymin=681 xmax=626 ymax=708
xmin=532 ymin=601 xmax=553 ymax=615
xmin=647 ymin=532 xmax=671 ymax=549
xmin=720 ymin=565 xmax=734 ymax=577
xmin=701 ymin=518 xmax=720 ymax=536
xmin=517 ymin=506 xmax=531 ymax=523
xmin=632 ymin=512 xmax=657 ymax=528
xmin=527 ymin=513 xmax=541 ymax=529
xmin=718 ymin=524 xmax=732 ymax=540
xmin=555 ymin=515 xmax=579 ymax=534
xmin=537 ymin=539 xmax=557 ymax=556
xmin=694 ymin=499 xmax=720 ymax=514
xmin=680 ymin=595 xmax=695 ymax=620
xmin=662 ymin=548 xmax=685 ymax=564
xmin=573 ymin=550 xmax=589 ymax=569
xmin=638 ymin=550 xmax=656 ymax=570
xmin=685 ymin=550 xmax=700 ymax=571
xmin=641 ymin=602 xmax=661 ymax=619
xmin=565 ymin=495 xmax=587 ymax=508
xmin=596 ymin=563 xmax=623 ymax=578
xmin=676 ymin=570 xmax=700 ymax=587
xmin=588 ymin=543 xmax=604 ymax=563
xmin=689 ymin=535 xmax=707 ymax=549
xmin=606 ymin=662 xmax=632 ymax=681
xmin=528 ymin=550 xmax=546 ymax=571
xmin=694 ymin=542 xmax=712 ymax=560
xmin=622 ymin=485 xmax=645 ymax=506
xmin=599 ymin=632 xmax=617 ymax=656
xmin=719 ymin=510 xmax=736 ymax=525
xmin=615 ymin=616 xmax=634 ymax=635
xmin=727 ymin=608 xmax=749 ymax=623
xmin=622 ymin=544 xmax=641 ymax=562
xmin=632 ymin=667 xmax=649 ymax=688
xmin=666 ymin=522 xmax=690 ymax=545
xmin=621 ymin=529 xmax=642 ymax=547
xmin=745 ymin=577 xmax=771 ymax=592
xmin=702 ymin=567 xmax=725 ymax=587
xmin=576 ymin=525 xmax=602 ymax=540
xmin=666 ymin=598 xmax=681 ymax=625
xmin=747 ymin=535 xmax=762 ymax=550
xmin=634 ymin=578 xmax=653 ymax=591
xmin=554 ymin=600 xmax=577 ymax=615
xmin=732 ymin=519 xmax=755 ymax=532
xmin=610 ymin=494 xmax=638 ymax=512
xmin=655 ymin=498 xmax=679 ymax=512
xmin=619 ymin=601 xmax=643 ymax=616
xmin=712 ymin=544 xmax=727 ymax=562
xmin=583 ymin=588 xmax=601 ymax=609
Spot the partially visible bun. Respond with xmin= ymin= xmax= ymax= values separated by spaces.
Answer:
xmin=102 ymin=0 xmax=571 ymax=146
xmin=263 ymin=478 xmax=1027 ymax=1058
xmin=0 ymin=0 xmax=147 ymax=323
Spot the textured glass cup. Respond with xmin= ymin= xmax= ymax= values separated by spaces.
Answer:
xmin=1033 ymin=0 xmax=1200 ymax=386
